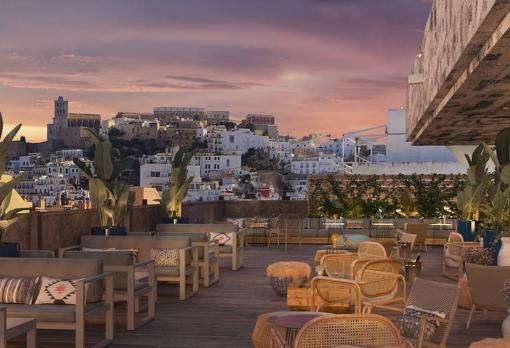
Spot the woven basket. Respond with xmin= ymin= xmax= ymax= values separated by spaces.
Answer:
xmin=269 ymin=276 xmax=294 ymax=297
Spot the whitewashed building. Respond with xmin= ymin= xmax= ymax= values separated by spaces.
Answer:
xmin=208 ymin=129 xmax=269 ymax=154
xmin=290 ymin=153 xmax=342 ymax=175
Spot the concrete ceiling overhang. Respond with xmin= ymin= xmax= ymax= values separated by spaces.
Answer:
xmin=407 ymin=0 xmax=510 ymax=145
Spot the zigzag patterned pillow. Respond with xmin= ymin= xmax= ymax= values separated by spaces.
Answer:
xmin=34 ymin=277 xmax=85 ymax=305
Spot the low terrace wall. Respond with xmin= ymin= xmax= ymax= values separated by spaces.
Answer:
xmin=6 ymin=200 xmax=308 ymax=251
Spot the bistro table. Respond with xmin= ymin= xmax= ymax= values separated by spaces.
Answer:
xmin=271 ymin=312 xmax=330 ymax=346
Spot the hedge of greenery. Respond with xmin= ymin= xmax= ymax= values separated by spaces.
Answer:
xmin=308 ymin=174 xmax=466 ymax=219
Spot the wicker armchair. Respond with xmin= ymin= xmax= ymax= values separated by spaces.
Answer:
xmin=359 ymin=241 xmax=388 ymax=258
xmin=442 ymin=232 xmax=478 ymax=280
xmin=320 ymin=253 xmax=358 ymax=279
xmin=293 ymin=314 xmax=403 ymax=348
xmin=355 ymin=259 xmax=406 ymax=314
xmin=310 ymin=276 xmax=362 ymax=313
xmin=465 ymin=263 xmax=510 ymax=329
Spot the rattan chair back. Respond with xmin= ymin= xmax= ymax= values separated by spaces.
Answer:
xmin=310 ymin=276 xmax=362 ymax=313
xmin=320 ymin=253 xmax=358 ymax=279
xmin=358 ymin=241 xmax=387 ymax=259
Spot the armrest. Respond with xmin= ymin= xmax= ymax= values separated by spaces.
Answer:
xmin=57 ymin=244 xmax=80 ymax=258
xmin=75 ymin=272 xmax=113 ymax=317
xmin=133 ymin=259 xmax=155 ymax=269
xmin=77 ymin=272 xmax=114 ymax=285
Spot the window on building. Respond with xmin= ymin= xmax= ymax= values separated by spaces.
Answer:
xmin=150 ymin=172 xmax=161 ymax=177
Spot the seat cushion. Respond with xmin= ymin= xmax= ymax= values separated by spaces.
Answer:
xmin=156 ymin=265 xmax=193 ymax=277
xmin=5 ymin=302 xmax=105 ymax=323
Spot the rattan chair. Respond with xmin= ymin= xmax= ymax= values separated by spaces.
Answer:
xmin=465 ymin=263 xmax=510 ymax=329
xmin=268 ymin=214 xmax=303 ymax=250
xmin=293 ymin=314 xmax=403 ymax=348
xmin=354 ymin=259 xmax=406 ymax=314
xmin=320 ymin=253 xmax=359 ymax=279
xmin=405 ymin=223 xmax=429 ymax=252
xmin=367 ymin=278 xmax=459 ymax=348
xmin=442 ymin=232 xmax=476 ymax=280
xmin=358 ymin=241 xmax=388 ymax=258
xmin=310 ymin=276 xmax=362 ymax=313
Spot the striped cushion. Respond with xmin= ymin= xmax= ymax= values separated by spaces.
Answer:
xmin=0 ymin=277 xmax=40 ymax=304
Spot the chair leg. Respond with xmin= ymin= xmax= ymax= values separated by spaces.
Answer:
xmin=179 ymin=273 xmax=186 ymax=301
xmin=127 ymin=294 xmax=135 ymax=330
xmin=483 ymin=309 xmax=488 ymax=320
xmin=466 ymin=304 xmax=476 ymax=329
xmin=26 ymin=328 xmax=36 ymax=348
xmin=75 ymin=320 xmax=85 ymax=348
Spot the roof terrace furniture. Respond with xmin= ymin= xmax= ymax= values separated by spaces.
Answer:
xmin=0 ymin=306 xmax=36 ymax=348
xmin=367 ymin=278 xmax=459 ymax=348
xmin=310 ymin=277 xmax=362 ymax=314
xmin=291 ymin=314 xmax=403 ymax=348
xmin=61 ymin=250 xmax=156 ymax=331
xmin=130 ymin=231 xmax=219 ymax=288
xmin=394 ymin=230 xmax=417 ymax=259
xmin=354 ymin=259 xmax=406 ymax=314
xmin=0 ymin=258 xmax=113 ymax=348
xmin=76 ymin=235 xmax=198 ymax=301
xmin=268 ymin=214 xmax=303 ymax=250
xmin=19 ymin=250 xmax=55 ymax=258
xmin=156 ymin=223 xmax=244 ymax=271
xmin=404 ymin=223 xmax=429 ymax=252
xmin=465 ymin=263 xmax=510 ymax=329
xmin=320 ymin=253 xmax=358 ymax=279
xmin=442 ymin=232 xmax=480 ymax=281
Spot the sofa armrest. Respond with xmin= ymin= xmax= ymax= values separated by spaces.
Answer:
xmin=57 ymin=244 xmax=81 ymax=258
xmin=75 ymin=272 xmax=113 ymax=322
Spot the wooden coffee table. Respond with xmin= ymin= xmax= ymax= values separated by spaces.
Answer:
xmin=0 ymin=317 xmax=36 ymax=348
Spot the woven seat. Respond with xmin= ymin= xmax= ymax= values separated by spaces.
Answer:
xmin=293 ymin=314 xmax=403 ymax=348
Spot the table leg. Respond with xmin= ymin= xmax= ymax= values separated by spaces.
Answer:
xmin=26 ymin=328 xmax=36 ymax=348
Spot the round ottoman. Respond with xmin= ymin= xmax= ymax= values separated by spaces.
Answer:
xmin=266 ymin=261 xmax=311 ymax=297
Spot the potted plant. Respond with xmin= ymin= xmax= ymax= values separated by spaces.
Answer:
xmin=0 ymin=115 xmax=31 ymax=255
xmin=395 ymin=188 xmax=419 ymax=219
xmin=159 ymin=146 xmax=195 ymax=224
xmin=456 ymin=144 xmax=490 ymax=241
xmin=74 ymin=129 xmax=135 ymax=235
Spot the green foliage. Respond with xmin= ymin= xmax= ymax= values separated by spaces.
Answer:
xmin=158 ymin=146 xmax=196 ymax=218
xmin=241 ymin=148 xmax=280 ymax=171
xmin=75 ymin=129 xmax=135 ymax=228
xmin=0 ymin=115 xmax=31 ymax=242
xmin=310 ymin=173 xmax=464 ymax=219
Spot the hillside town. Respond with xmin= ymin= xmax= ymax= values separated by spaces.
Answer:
xmin=5 ymin=96 xmax=466 ymax=210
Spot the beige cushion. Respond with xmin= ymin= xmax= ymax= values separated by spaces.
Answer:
xmin=150 ymin=248 xmax=179 ymax=267
xmin=157 ymin=265 xmax=194 ymax=277
xmin=4 ymin=302 xmax=105 ymax=323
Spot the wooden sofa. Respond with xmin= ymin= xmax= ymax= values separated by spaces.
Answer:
xmin=70 ymin=235 xmax=198 ymax=301
xmin=156 ymin=223 xmax=244 ymax=271
xmin=61 ymin=250 xmax=156 ymax=331
xmin=0 ymin=258 xmax=113 ymax=348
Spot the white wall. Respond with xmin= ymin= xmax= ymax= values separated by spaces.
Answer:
xmin=386 ymin=109 xmax=458 ymax=163
xmin=351 ymin=161 xmax=466 ymax=175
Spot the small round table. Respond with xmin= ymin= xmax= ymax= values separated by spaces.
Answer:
xmin=271 ymin=313 xmax=324 ymax=346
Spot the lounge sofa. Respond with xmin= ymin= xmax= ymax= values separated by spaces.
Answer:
xmin=67 ymin=235 xmax=198 ymax=301
xmin=61 ymin=250 xmax=156 ymax=330
xmin=156 ymin=223 xmax=244 ymax=271
xmin=0 ymin=258 xmax=113 ymax=348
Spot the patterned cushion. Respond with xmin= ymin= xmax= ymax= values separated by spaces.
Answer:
xmin=34 ymin=277 xmax=83 ymax=305
xmin=396 ymin=305 xmax=446 ymax=341
xmin=150 ymin=248 xmax=179 ymax=266
xmin=0 ymin=277 xmax=40 ymax=304
xmin=211 ymin=233 xmax=232 ymax=246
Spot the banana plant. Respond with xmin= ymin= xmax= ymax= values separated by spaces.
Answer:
xmin=74 ymin=129 xmax=135 ymax=228
xmin=457 ymin=144 xmax=490 ymax=220
xmin=158 ymin=146 xmax=195 ymax=219
xmin=0 ymin=114 xmax=31 ymax=242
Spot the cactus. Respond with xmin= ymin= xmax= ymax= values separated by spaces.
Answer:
xmin=74 ymin=129 xmax=134 ymax=228
xmin=0 ymin=114 xmax=31 ymax=242
xmin=158 ymin=147 xmax=195 ymax=219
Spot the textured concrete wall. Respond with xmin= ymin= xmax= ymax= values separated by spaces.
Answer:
xmin=5 ymin=200 xmax=307 ymax=251
xmin=407 ymin=0 xmax=510 ymax=145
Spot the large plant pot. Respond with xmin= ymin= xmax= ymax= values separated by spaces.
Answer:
xmin=0 ymin=243 xmax=19 ymax=257
xmin=162 ymin=217 xmax=190 ymax=224
xmin=498 ymin=237 xmax=510 ymax=266
xmin=457 ymin=219 xmax=478 ymax=242
xmin=91 ymin=227 xmax=127 ymax=236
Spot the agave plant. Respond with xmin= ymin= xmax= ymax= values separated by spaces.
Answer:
xmin=0 ymin=114 xmax=31 ymax=242
xmin=158 ymin=146 xmax=195 ymax=219
xmin=74 ymin=129 xmax=135 ymax=228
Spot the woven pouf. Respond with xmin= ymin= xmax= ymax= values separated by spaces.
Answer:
xmin=266 ymin=261 xmax=311 ymax=297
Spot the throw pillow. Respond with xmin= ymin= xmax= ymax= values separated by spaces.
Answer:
xmin=35 ymin=277 xmax=84 ymax=305
xmin=396 ymin=305 xmax=446 ymax=341
xmin=150 ymin=248 xmax=179 ymax=266
xmin=0 ymin=277 xmax=40 ymax=304
xmin=211 ymin=233 xmax=232 ymax=246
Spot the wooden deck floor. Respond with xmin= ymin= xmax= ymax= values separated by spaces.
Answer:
xmin=9 ymin=245 xmax=506 ymax=347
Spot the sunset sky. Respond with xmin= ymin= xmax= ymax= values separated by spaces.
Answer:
xmin=0 ymin=0 xmax=431 ymax=141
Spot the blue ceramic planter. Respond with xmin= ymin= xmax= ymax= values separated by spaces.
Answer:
xmin=91 ymin=227 xmax=127 ymax=236
xmin=0 ymin=243 xmax=19 ymax=257
xmin=457 ymin=219 xmax=478 ymax=241
xmin=162 ymin=217 xmax=190 ymax=224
